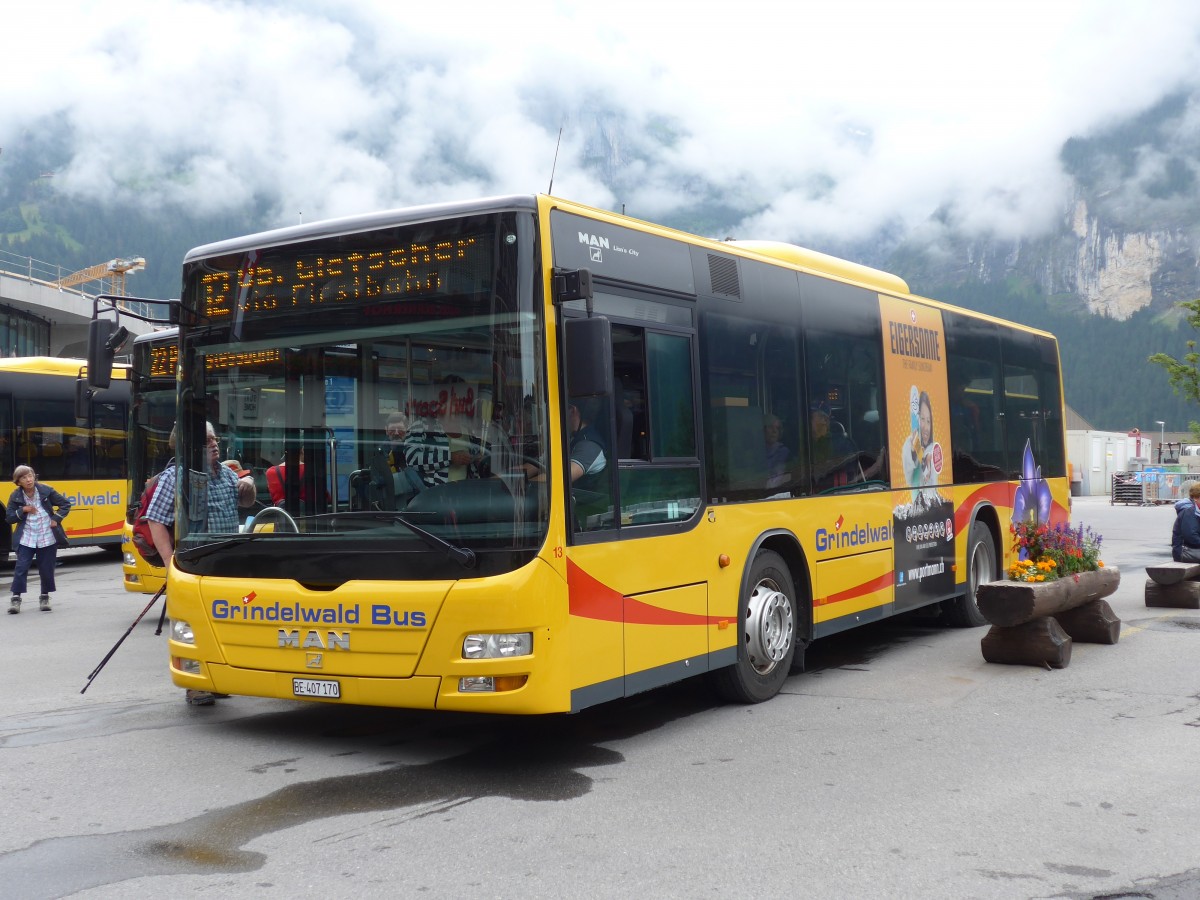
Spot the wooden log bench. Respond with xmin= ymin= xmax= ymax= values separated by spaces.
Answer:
xmin=975 ymin=567 xmax=1122 ymax=669
xmin=1145 ymin=562 xmax=1200 ymax=609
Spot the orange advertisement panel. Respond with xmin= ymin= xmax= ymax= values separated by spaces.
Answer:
xmin=879 ymin=295 xmax=956 ymax=609
xmin=880 ymin=296 xmax=951 ymax=492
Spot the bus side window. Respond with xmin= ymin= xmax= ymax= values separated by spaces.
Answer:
xmin=575 ymin=321 xmax=703 ymax=529
xmin=612 ymin=325 xmax=648 ymax=461
xmin=944 ymin=311 xmax=1006 ymax=482
xmin=804 ymin=330 xmax=884 ymax=492
xmin=617 ymin=330 xmax=700 ymax=525
xmin=702 ymin=313 xmax=799 ymax=502
xmin=1001 ymin=332 xmax=1066 ymax=479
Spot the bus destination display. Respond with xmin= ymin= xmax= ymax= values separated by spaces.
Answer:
xmin=199 ymin=235 xmax=490 ymax=320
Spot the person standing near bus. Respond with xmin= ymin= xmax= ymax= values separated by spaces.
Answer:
xmin=6 ymin=465 xmax=71 ymax=613
xmin=1172 ymin=481 xmax=1200 ymax=562
xmin=144 ymin=422 xmax=239 ymax=706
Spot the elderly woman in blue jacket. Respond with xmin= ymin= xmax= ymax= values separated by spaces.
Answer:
xmin=6 ymin=465 xmax=71 ymax=613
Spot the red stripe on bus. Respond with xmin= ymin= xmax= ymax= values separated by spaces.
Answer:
xmin=954 ymin=483 xmax=1069 ymax=537
xmin=567 ymin=559 xmax=725 ymax=626
xmin=66 ymin=522 xmax=124 ymax=537
xmin=815 ymin=571 xmax=894 ymax=607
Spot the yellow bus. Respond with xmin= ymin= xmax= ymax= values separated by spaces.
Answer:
xmin=120 ymin=329 xmax=178 ymax=593
xmin=91 ymin=195 xmax=1068 ymax=713
xmin=0 ymin=357 xmax=130 ymax=557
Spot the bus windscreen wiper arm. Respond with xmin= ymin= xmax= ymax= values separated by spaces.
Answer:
xmin=175 ymin=534 xmax=263 ymax=562
xmin=392 ymin=513 xmax=476 ymax=569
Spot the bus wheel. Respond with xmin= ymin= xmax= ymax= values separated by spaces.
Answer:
xmin=713 ymin=550 xmax=797 ymax=704
xmin=944 ymin=521 xmax=996 ymax=628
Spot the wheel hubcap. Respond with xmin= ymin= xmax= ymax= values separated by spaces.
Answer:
xmin=970 ymin=542 xmax=994 ymax=590
xmin=745 ymin=578 xmax=793 ymax=675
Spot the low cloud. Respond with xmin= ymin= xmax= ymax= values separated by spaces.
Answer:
xmin=6 ymin=0 xmax=1200 ymax=248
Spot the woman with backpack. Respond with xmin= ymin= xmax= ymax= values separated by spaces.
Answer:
xmin=6 ymin=465 xmax=72 ymax=613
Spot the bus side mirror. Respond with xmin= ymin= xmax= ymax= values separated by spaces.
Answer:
xmin=86 ymin=319 xmax=115 ymax=388
xmin=74 ymin=378 xmax=93 ymax=421
xmin=564 ymin=316 xmax=613 ymax=398
xmin=85 ymin=320 xmax=130 ymax=389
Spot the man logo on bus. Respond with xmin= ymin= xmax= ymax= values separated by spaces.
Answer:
xmin=578 ymin=232 xmax=610 ymax=250
xmin=579 ymin=231 xmax=608 ymax=264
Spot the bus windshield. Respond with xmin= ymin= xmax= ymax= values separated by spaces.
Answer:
xmin=173 ymin=209 xmax=548 ymax=583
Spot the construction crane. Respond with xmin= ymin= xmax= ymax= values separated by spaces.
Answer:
xmin=55 ymin=256 xmax=146 ymax=295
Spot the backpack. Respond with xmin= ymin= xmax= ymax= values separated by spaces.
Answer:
xmin=130 ymin=474 xmax=167 ymax=565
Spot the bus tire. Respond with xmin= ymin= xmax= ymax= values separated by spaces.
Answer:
xmin=944 ymin=521 xmax=996 ymax=628
xmin=713 ymin=550 xmax=797 ymax=704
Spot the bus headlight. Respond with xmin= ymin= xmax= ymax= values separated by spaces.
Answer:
xmin=123 ymin=552 xmax=137 ymax=566
xmin=462 ymin=632 xmax=532 ymax=659
xmin=172 ymin=618 xmax=196 ymax=645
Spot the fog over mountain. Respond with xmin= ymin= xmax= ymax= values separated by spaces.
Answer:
xmin=8 ymin=1 xmax=1200 ymax=247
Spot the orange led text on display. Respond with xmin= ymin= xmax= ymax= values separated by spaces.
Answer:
xmin=200 ymin=237 xmax=482 ymax=319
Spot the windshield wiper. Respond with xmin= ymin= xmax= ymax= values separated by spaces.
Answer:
xmin=177 ymin=513 xmax=477 ymax=569
xmin=174 ymin=530 xmax=326 ymax=562
xmin=174 ymin=533 xmax=265 ymax=562
xmin=342 ymin=511 xmax=475 ymax=569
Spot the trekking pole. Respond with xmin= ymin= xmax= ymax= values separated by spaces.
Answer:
xmin=80 ymin=585 xmax=165 ymax=694
xmin=155 ymin=585 xmax=169 ymax=635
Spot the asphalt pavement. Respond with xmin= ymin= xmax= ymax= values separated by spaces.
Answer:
xmin=0 ymin=495 xmax=1199 ymax=899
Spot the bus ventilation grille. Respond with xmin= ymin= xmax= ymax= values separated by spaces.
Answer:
xmin=707 ymin=254 xmax=741 ymax=298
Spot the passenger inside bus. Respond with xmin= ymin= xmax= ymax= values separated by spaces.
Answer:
xmin=403 ymin=417 xmax=453 ymax=488
xmin=265 ymin=449 xmax=326 ymax=511
xmin=764 ymin=413 xmax=790 ymax=489
xmin=567 ymin=400 xmax=607 ymax=486
xmin=385 ymin=412 xmax=424 ymax=502
xmin=809 ymin=403 xmax=884 ymax=490
xmin=444 ymin=414 xmax=485 ymax=481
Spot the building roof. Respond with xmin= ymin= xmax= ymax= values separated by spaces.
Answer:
xmin=1065 ymin=405 xmax=1094 ymax=431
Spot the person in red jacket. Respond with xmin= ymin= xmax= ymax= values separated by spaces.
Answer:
xmin=265 ymin=451 xmax=307 ymax=508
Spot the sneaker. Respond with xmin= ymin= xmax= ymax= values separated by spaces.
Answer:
xmin=185 ymin=690 xmax=217 ymax=706
xmin=7 ymin=596 xmax=19 ymax=615
xmin=39 ymin=595 xmax=50 ymax=612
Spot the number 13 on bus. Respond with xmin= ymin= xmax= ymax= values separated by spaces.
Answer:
xmin=87 ymin=194 xmax=1068 ymax=714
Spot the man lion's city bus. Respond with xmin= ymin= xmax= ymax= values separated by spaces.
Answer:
xmin=120 ymin=329 xmax=179 ymax=593
xmin=0 ymin=357 xmax=130 ymax=558
xmin=92 ymin=194 xmax=1067 ymax=713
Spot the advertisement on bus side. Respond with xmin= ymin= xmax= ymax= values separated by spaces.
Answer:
xmin=880 ymin=295 xmax=956 ymax=606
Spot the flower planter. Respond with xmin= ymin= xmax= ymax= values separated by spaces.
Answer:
xmin=976 ymin=567 xmax=1122 ymax=668
xmin=976 ymin=568 xmax=1121 ymax=627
